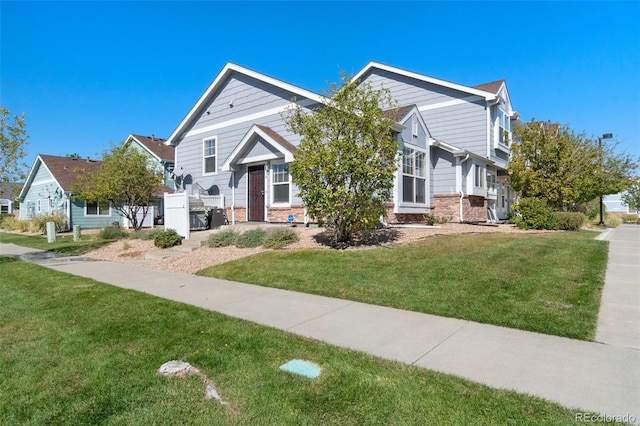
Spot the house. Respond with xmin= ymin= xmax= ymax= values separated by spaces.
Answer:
xmin=0 ymin=182 xmax=21 ymax=214
xmin=123 ymin=134 xmax=176 ymax=223
xmin=163 ymin=62 xmax=519 ymax=234
xmin=603 ymin=193 xmax=638 ymax=215
xmin=18 ymin=155 xmax=121 ymax=229
xmin=353 ymin=62 xmax=521 ymax=222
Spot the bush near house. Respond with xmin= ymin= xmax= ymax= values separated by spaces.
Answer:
xmin=98 ymin=224 xmax=128 ymax=240
xmin=511 ymin=198 xmax=557 ymax=230
xmin=235 ymin=228 xmax=267 ymax=248
xmin=553 ymin=212 xmax=585 ymax=231
xmin=208 ymin=230 xmax=240 ymax=247
xmin=263 ymin=228 xmax=299 ymax=249
xmin=621 ymin=214 xmax=640 ymax=224
xmin=0 ymin=213 xmax=68 ymax=234
xmin=153 ymin=229 xmax=183 ymax=248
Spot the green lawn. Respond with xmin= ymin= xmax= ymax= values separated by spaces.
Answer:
xmin=0 ymin=231 xmax=112 ymax=255
xmin=0 ymin=257 xmax=587 ymax=425
xmin=199 ymin=231 xmax=608 ymax=340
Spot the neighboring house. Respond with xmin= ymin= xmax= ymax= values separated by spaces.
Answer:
xmin=603 ymin=193 xmax=638 ymax=215
xmin=18 ymin=155 xmax=122 ymax=229
xmin=163 ymin=62 xmax=520 ymax=230
xmin=0 ymin=182 xmax=21 ymax=214
xmin=123 ymin=134 xmax=176 ymax=222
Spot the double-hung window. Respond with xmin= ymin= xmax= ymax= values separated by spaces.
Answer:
xmin=498 ymin=108 xmax=511 ymax=146
xmin=402 ymin=147 xmax=426 ymax=204
xmin=86 ymin=201 xmax=110 ymax=216
xmin=271 ymin=163 xmax=290 ymax=204
xmin=474 ymin=164 xmax=486 ymax=188
xmin=203 ymin=137 xmax=217 ymax=174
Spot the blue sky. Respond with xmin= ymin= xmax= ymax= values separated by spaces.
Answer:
xmin=2 ymin=1 xmax=639 ymax=172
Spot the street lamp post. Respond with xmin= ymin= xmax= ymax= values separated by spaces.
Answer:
xmin=598 ymin=133 xmax=613 ymax=226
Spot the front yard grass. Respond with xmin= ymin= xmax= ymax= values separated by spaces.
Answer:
xmin=0 ymin=257 xmax=583 ymax=424
xmin=0 ymin=231 xmax=112 ymax=256
xmin=199 ymin=231 xmax=607 ymax=340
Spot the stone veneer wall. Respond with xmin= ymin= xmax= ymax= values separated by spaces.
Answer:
xmin=432 ymin=194 xmax=487 ymax=223
xmin=382 ymin=204 xmax=427 ymax=224
xmin=225 ymin=206 xmax=246 ymax=223
xmin=267 ymin=205 xmax=306 ymax=223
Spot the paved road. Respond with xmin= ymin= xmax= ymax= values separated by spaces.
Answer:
xmin=2 ymin=227 xmax=639 ymax=423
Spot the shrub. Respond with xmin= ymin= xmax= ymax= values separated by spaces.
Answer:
xmin=208 ymin=230 xmax=239 ymax=248
xmin=0 ymin=215 xmax=27 ymax=231
xmin=235 ymin=228 xmax=266 ymax=248
xmin=512 ymin=198 xmax=557 ymax=230
xmin=554 ymin=212 xmax=585 ymax=231
xmin=29 ymin=214 xmax=68 ymax=234
xmin=154 ymin=229 xmax=183 ymax=248
xmin=130 ymin=228 xmax=164 ymax=240
xmin=263 ymin=228 xmax=299 ymax=249
xmin=621 ymin=214 xmax=640 ymax=224
xmin=424 ymin=215 xmax=436 ymax=226
xmin=98 ymin=224 xmax=127 ymax=240
xmin=605 ymin=216 xmax=622 ymax=228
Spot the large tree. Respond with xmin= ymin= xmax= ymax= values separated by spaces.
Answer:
xmin=0 ymin=106 xmax=29 ymax=183
xmin=285 ymin=72 xmax=398 ymax=243
xmin=72 ymin=143 xmax=163 ymax=231
xmin=508 ymin=120 xmax=637 ymax=211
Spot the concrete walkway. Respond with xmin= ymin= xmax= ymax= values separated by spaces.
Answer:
xmin=2 ymin=228 xmax=639 ymax=423
xmin=596 ymin=224 xmax=640 ymax=350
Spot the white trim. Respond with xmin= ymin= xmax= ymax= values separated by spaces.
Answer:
xmin=417 ymin=95 xmax=485 ymax=113
xmin=269 ymin=161 xmax=291 ymax=207
xmin=354 ymin=62 xmax=497 ymax=101
xmin=221 ymin=124 xmax=295 ymax=171
xmin=84 ymin=200 xmax=112 ymax=217
xmin=165 ymin=62 xmax=326 ymax=146
xmin=185 ymin=99 xmax=315 ymax=139
xmin=202 ymin=136 xmax=218 ymax=176
xmin=19 ymin=156 xmax=65 ymax=201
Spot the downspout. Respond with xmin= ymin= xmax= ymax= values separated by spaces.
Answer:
xmin=458 ymin=154 xmax=470 ymax=222
xmin=231 ymin=171 xmax=236 ymax=225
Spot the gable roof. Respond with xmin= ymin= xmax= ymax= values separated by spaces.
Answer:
xmin=353 ymin=62 xmax=499 ymax=101
xmin=221 ymin=124 xmax=296 ymax=171
xmin=129 ymin=134 xmax=174 ymax=162
xmin=19 ymin=154 xmax=102 ymax=200
xmin=473 ymin=80 xmax=505 ymax=94
xmin=165 ymin=62 xmax=327 ymax=147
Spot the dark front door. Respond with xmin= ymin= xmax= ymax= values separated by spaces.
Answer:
xmin=248 ymin=165 xmax=265 ymax=221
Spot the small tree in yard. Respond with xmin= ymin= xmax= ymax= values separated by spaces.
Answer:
xmin=285 ymin=73 xmax=398 ymax=243
xmin=0 ymin=106 xmax=29 ymax=183
xmin=508 ymin=120 xmax=637 ymax=211
xmin=72 ymin=143 xmax=162 ymax=231
xmin=622 ymin=181 xmax=640 ymax=213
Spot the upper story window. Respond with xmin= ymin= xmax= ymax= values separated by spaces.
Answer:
xmin=412 ymin=117 xmax=419 ymax=144
xmin=86 ymin=201 xmax=110 ymax=216
xmin=498 ymin=108 xmax=511 ymax=146
xmin=203 ymin=137 xmax=217 ymax=174
xmin=271 ymin=163 xmax=290 ymax=204
xmin=402 ymin=147 xmax=426 ymax=204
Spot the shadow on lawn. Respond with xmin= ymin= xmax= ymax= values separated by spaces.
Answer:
xmin=312 ymin=228 xmax=401 ymax=250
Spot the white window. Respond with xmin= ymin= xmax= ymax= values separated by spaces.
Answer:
xmin=412 ymin=117 xmax=419 ymax=144
xmin=203 ymin=137 xmax=217 ymax=174
xmin=487 ymin=171 xmax=496 ymax=192
xmin=402 ymin=147 xmax=426 ymax=204
xmin=86 ymin=201 xmax=110 ymax=216
xmin=474 ymin=164 xmax=486 ymax=188
xmin=498 ymin=108 xmax=511 ymax=146
xmin=271 ymin=163 xmax=290 ymax=204
xmin=36 ymin=199 xmax=41 ymax=214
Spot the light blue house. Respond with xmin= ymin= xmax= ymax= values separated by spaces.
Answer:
xmin=603 ymin=193 xmax=638 ymax=215
xmin=18 ymin=154 xmax=122 ymax=230
xmin=163 ymin=62 xmax=519 ymax=229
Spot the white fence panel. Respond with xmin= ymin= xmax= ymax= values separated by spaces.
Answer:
xmin=164 ymin=192 xmax=190 ymax=239
xmin=123 ymin=206 xmax=155 ymax=229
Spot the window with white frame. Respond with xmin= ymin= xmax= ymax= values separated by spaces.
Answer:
xmin=474 ymin=164 xmax=486 ymax=188
xmin=203 ymin=137 xmax=217 ymax=174
xmin=487 ymin=171 xmax=496 ymax=192
xmin=271 ymin=163 xmax=290 ymax=204
xmin=412 ymin=117 xmax=419 ymax=144
xmin=36 ymin=199 xmax=41 ymax=214
xmin=498 ymin=108 xmax=511 ymax=146
xmin=402 ymin=147 xmax=426 ymax=204
xmin=86 ymin=201 xmax=110 ymax=216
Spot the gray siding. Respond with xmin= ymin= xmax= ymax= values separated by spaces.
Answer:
xmin=174 ymin=72 xmax=316 ymax=210
xmin=362 ymin=70 xmax=489 ymax=156
xmin=430 ymin=148 xmax=457 ymax=198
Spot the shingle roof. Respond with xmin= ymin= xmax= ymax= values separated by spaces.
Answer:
xmin=39 ymin=154 xmax=102 ymax=191
xmin=131 ymin=134 xmax=174 ymax=162
xmin=255 ymin=125 xmax=297 ymax=154
xmin=0 ymin=182 xmax=21 ymax=199
xmin=472 ymin=80 xmax=505 ymax=94
xmin=383 ymin=105 xmax=415 ymax=122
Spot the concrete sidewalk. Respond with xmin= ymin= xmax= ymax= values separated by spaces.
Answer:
xmin=2 ymin=230 xmax=639 ymax=423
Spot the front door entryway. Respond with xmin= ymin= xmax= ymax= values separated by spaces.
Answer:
xmin=248 ymin=165 xmax=265 ymax=221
